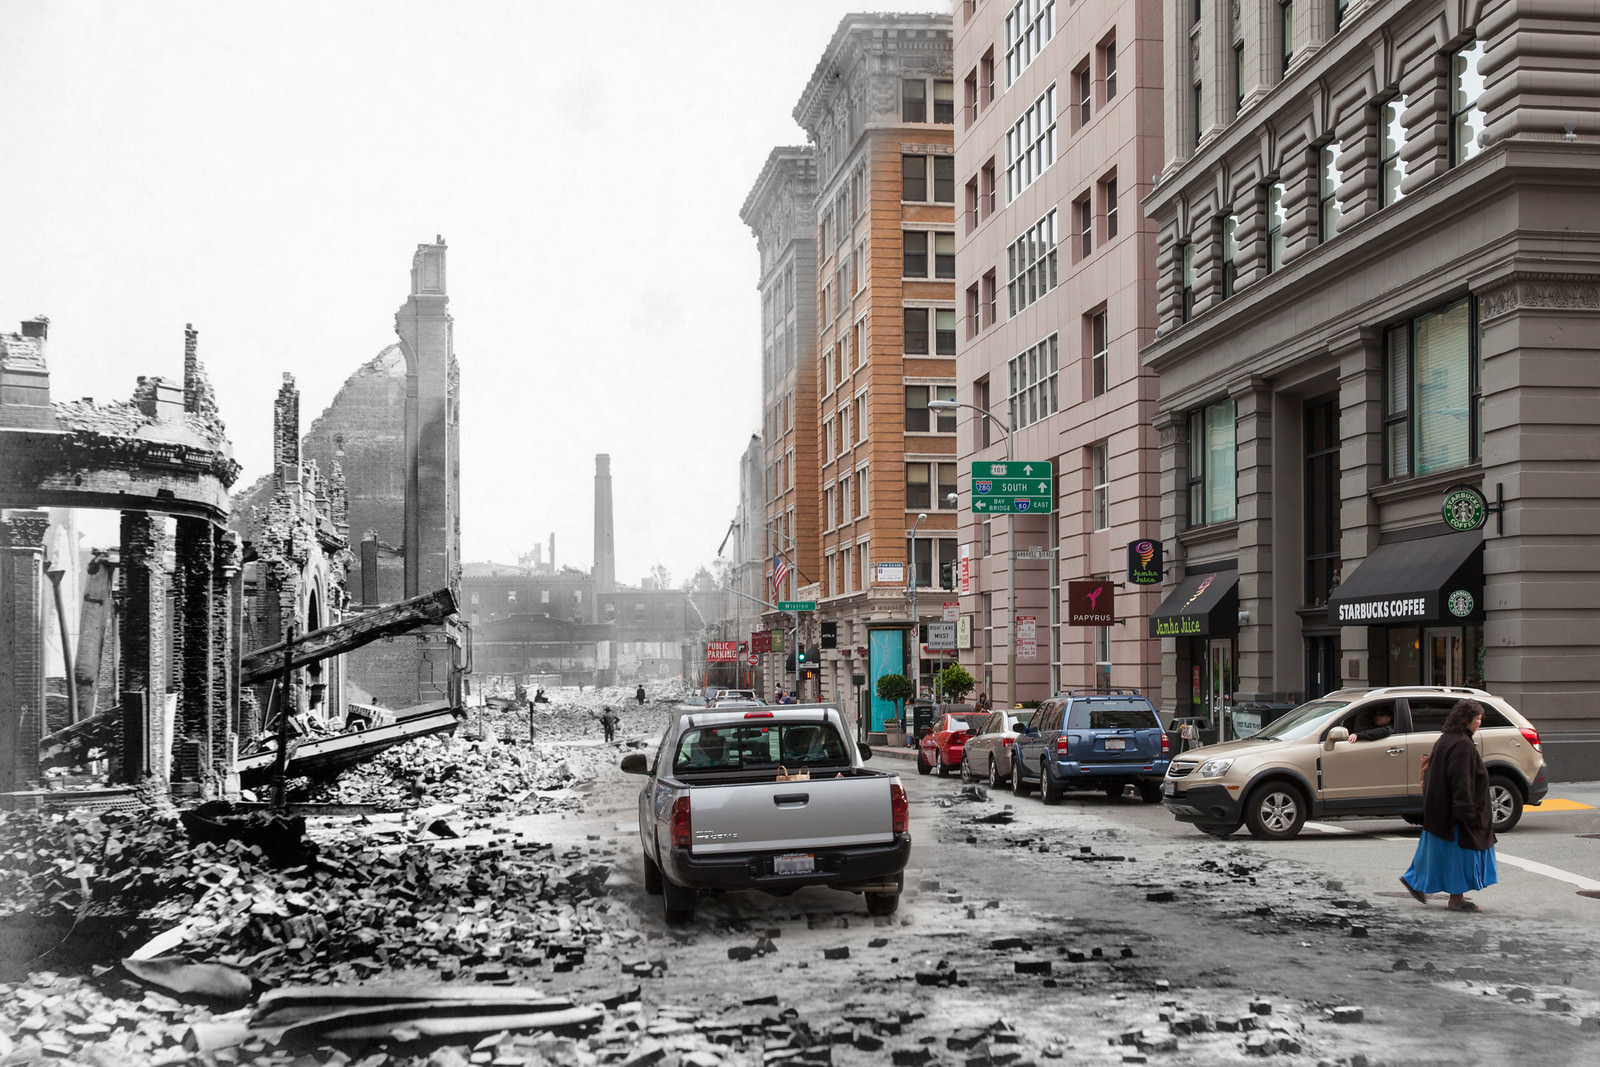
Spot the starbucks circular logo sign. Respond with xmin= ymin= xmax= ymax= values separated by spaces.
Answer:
xmin=1442 ymin=486 xmax=1488 ymax=532
xmin=1447 ymin=589 xmax=1475 ymax=618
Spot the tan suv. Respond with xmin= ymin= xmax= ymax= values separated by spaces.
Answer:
xmin=1162 ymin=687 xmax=1549 ymax=840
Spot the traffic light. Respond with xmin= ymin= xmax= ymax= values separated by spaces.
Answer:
xmin=820 ymin=621 xmax=837 ymax=649
xmin=940 ymin=562 xmax=956 ymax=589
xmin=796 ymin=647 xmax=807 ymax=664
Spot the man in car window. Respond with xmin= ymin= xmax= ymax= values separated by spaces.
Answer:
xmin=1348 ymin=708 xmax=1394 ymax=743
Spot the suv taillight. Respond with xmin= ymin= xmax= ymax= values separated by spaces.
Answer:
xmin=890 ymin=782 xmax=909 ymax=833
xmin=670 ymin=797 xmax=692 ymax=848
xmin=1160 ymin=732 xmax=1170 ymax=755
xmin=1054 ymin=736 xmax=1070 ymax=756
xmin=1520 ymin=727 xmax=1542 ymax=751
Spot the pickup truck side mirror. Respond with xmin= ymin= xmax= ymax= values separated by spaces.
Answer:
xmin=1324 ymin=727 xmax=1349 ymax=748
xmin=620 ymin=753 xmax=649 ymax=774
xmin=858 ymin=742 xmax=873 ymax=762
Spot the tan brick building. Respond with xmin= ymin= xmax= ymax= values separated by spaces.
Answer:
xmin=950 ymin=0 xmax=1167 ymax=709
xmin=1142 ymin=0 xmax=1600 ymax=770
xmin=747 ymin=13 xmax=957 ymax=726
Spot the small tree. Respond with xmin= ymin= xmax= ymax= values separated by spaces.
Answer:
xmin=935 ymin=663 xmax=977 ymax=704
xmin=875 ymin=673 xmax=914 ymax=725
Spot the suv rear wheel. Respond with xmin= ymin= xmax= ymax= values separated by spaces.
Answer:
xmin=1244 ymin=781 xmax=1307 ymax=840
xmin=1040 ymin=762 xmax=1064 ymax=804
xmin=1488 ymin=774 xmax=1524 ymax=833
xmin=1138 ymin=780 xmax=1164 ymax=805
xmin=1012 ymin=759 xmax=1033 ymax=797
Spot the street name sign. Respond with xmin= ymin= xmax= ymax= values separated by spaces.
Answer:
xmin=778 ymin=600 xmax=816 ymax=612
xmin=970 ymin=460 xmax=1053 ymax=513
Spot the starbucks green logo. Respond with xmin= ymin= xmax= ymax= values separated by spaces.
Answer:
xmin=1447 ymin=589 xmax=1475 ymax=618
xmin=1442 ymin=487 xmax=1487 ymax=532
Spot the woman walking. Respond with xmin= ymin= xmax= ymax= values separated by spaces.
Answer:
xmin=1400 ymin=698 xmax=1498 ymax=912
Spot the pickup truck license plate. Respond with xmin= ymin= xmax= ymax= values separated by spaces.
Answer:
xmin=775 ymin=853 xmax=815 ymax=875
xmin=1104 ymin=738 xmax=1126 ymax=750
xmin=1162 ymin=781 xmax=1175 ymax=797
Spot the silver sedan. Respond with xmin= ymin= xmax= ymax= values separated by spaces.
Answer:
xmin=960 ymin=710 xmax=1031 ymax=788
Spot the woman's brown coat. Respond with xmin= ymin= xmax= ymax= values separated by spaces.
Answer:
xmin=1421 ymin=731 xmax=1497 ymax=851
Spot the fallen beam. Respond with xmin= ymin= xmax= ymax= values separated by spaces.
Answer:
xmin=239 ymin=587 xmax=458 ymax=685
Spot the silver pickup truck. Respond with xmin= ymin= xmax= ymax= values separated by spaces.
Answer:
xmin=620 ymin=703 xmax=910 ymax=923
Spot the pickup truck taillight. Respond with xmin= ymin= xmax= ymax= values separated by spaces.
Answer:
xmin=1160 ymin=732 xmax=1170 ymax=755
xmin=1521 ymin=727 xmax=1542 ymax=751
xmin=669 ymin=797 xmax=692 ymax=848
xmin=1054 ymin=736 xmax=1070 ymax=756
xmin=889 ymin=782 xmax=909 ymax=834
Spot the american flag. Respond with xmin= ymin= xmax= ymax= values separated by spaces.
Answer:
xmin=771 ymin=551 xmax=790 ymax=598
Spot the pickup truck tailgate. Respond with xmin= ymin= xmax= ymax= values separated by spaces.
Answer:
xmin=688 ymin=775 xmax=894 ymax=855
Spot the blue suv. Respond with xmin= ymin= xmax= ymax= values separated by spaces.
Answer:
xmin=1010 ymin=690 xmax=1170 ymax=804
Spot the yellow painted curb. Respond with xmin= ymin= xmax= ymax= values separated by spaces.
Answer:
xmin=1525 ymin=798 xmax=1594 ymax=811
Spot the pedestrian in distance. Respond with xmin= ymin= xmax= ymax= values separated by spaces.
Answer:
xmin=599 ymin=706 xmax=620 ymax=742
xmin=1400 ymin=698 xmax=1498 ymax=912
xmin=974 ymin=692 xmax=992 ymax=714
xmin=636 ymin=684 xmax=647 ymax=706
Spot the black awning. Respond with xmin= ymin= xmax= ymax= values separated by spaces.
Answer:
xmin=1149 ymin=570 xmax=1239 ymax=638
xmin=1327 ymin=529 xmax=1483 ymax=626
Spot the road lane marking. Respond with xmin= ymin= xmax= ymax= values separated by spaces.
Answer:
xmin=1302 ymin=823 xmax=1600 ymax=893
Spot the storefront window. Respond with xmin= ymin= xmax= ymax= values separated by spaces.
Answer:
xmin=1186 ymin=397 xmax=1237 ymax=526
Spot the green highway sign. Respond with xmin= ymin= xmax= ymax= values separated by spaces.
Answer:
xmin=970 ymin=460 xmax=1054 ymax=514
xmin=778 ymin=600 xmax=816 ymax=612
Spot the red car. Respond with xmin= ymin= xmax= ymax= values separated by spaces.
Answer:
xmin=917 ymin=712 xmax=989 ymax=776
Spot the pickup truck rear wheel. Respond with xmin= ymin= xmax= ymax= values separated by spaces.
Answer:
xmin=641 ymin=850 xmax=662 ymax=895
xmin=661 ymin=875 xmax=696 ymax=924
xmin=865 ymin=891 xmax=900 ymax=916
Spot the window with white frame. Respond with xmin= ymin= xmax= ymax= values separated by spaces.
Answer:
xmin=1102 ymin=35 xmax=1117 ymax=99
xmin=854 ymin=394 xmax=867 ymax=443
xmin=1077 ymin=195 xmax=1092 ymax=258
xmin=838 ymin=476 xmax=851 ymax=526
xmin=1004 ymin=0 xmax=1055 ymax=86
xmin=1266 ymin=181 xmax=1285 ymax=272
xmin=824 ymin=416 xmax=835 ymax=460
xmin=1089 ymin=310 xmax=1108 ymax=398
xmin=858 ymin=540 xmax=871 ymax=590
xmin=856 ymin=464 xmax=869 ymax=516
xmin=936 ymin=309 xmax=956 ymax=355
xmin=1279 ymin=1 xmax=1295 ymax=74
xmin=1451 ymin=41 xmax=1486 ymax=166
xmin=1186 ymin=397 xmax=1236 ymax=527
xmin=1094 ymin=626 xmax=1112 ymax=691
xmin=1006 ymin=210 xmax=1058 ymax=316
xmin=840 ymin=402 xmax=851 ymax=449
xmin=1004 ymin=85 xmax=1057 ymax=202
xmin=1074 ymin=63 xmax=1091 ymax=128
xmin=934 ymin=80 xmax=954 ymax=123
xmin=1380 ymin=97 xmax=1408 ymax=206
xmin=1091 ymin=441 xmax=1109 ymax=531
xmin=902 ymin=79 xmax=927 ymax=123
xmin=1319 ymin=142 xmax=1342 ymax=242
xmin=1181 ymin=242 xmax=1195 ymax=321
xmin=1103 ymin=174 xmax=1119 ymax=239
xmin=903 ymin=231 xmax=953 ymax=280
xmin=904 ymin=308 xmax=930 ymax=354
xmin=905 ymin=385 xmax=957 ymax=433
xmin=1383 ymin=297 xmax=1479 ymax=478
xmin=934 ymin=156 xmax=955 ymax=203
xmin=824 ymin=485 xmax=835 ymax=530
xmin=902 ymin=154 xmax=928 ymax=202
xmin=1008 ymin=334 xmax=1059 ymax=430
xmin=903 ymin=231 xmax=929 ymax=278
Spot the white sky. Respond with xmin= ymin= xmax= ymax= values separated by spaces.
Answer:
xmin=1 ymin=0 xmax=942 ymax=588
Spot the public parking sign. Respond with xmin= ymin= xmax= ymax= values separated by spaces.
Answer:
xmin=970 ymin=460 xmax=1053 ymax=513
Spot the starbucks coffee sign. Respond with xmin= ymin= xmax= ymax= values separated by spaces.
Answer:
xmin=1442 ymin=485 xmax=1488 ymax=532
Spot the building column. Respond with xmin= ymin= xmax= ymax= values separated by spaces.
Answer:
xmin=0 ymin=511 xmax=50 ymax=791
xmin=1476 ymin=273 xmax=1600 ymax=739
xmin=119 ymin=511 xmax=170 ymax=784
xmin=1154 ymin=409 xmax=1187 ymax=716
xmin=216 ymin=530 xmax=242 ymax=777
xmin=173 ymin=517 xmax=216 ymax=790
xmin=1231 ymin=378 xmax=1275 ymax=701
xmin=1332 ymin=327 xmax=1384 ymax=687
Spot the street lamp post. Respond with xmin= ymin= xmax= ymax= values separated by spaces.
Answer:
xmin=908 ymin=511 xmax=928 ymax=704
xmin=929 ymin=398 xmax=1016 ymax=709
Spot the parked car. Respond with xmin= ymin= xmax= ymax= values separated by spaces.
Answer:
xmin=916 ymin=711 xmax=989 ymax=776
xmin=1010 ymin=690 xmax=1170 ymax=804
xmin=1161 ymin=686 xmax=1549 ymax=840
xmin=959 ymin=709 xmax=1031 ymax=787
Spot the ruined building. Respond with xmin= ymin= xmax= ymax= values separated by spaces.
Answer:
xmin=1 ymin=320 xmax=242 ymax=794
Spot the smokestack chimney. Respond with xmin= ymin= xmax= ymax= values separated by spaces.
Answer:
xmin=594 ymin=454 xmax=615 ymax=593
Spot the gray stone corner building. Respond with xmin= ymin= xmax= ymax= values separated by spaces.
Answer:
xmin=1140 ymin=0 xmax=1600 ymax=777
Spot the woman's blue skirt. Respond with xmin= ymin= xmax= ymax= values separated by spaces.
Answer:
xmin=1403 ymin=826 xmax=1498 ymax=894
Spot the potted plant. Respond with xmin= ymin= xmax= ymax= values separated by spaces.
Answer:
xmin=876 ymin=673 xmax=914 ymax=744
